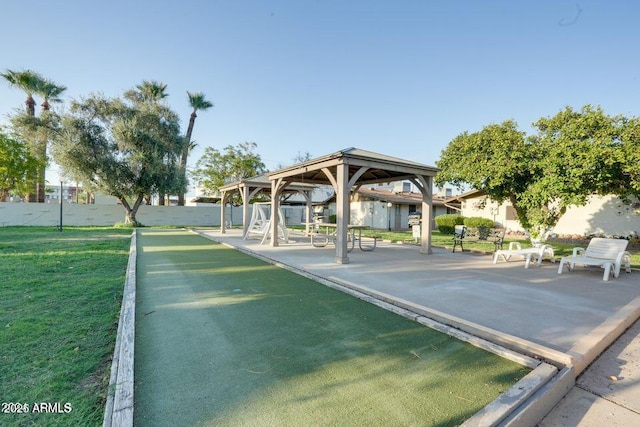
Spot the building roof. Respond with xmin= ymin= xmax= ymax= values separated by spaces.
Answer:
xmin=443 ymin=188 xmax=485 ymax=203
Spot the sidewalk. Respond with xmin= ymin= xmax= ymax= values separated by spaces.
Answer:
xmin=540 ymin=318 xmax=640 ymax=426
xmin=198 ymin=229 xmax=640 ymax=426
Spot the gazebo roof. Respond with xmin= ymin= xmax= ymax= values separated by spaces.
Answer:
xmin=268 ymin=147 xmax=439 ymax=185
xmin=218 ymin=173 xmax=316 ymax=193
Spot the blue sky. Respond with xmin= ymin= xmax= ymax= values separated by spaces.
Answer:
xmin=2 ymin=1 xmax=639 ymax=185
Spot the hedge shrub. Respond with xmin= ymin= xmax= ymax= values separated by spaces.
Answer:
xmin=463 ymin=217 xmax=495 ymax=228
xmin=435 ymin=214 xmax=464 ymax=234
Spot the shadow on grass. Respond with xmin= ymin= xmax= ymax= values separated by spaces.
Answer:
xmin=134 ymin=229 xmax=530 ymax=427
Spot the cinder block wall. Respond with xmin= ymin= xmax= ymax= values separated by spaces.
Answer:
xmin=0 ymin=203 xmax=311 ymax=228
xmin=0 ymin=203 xmax=234 ymax=227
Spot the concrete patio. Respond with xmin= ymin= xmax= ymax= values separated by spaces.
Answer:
xmin=197 ymin=228 xmax=640 ymax=425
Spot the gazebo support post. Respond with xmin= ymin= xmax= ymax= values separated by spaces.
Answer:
xmin=241 ymin=185 xmax=250 ymax=237
xmin=220 ymin=191 xmax=227 ymax=234
xmin=335 ymin=163 xmax=350 ymax=264
xmin=270 ymin=178 xmax=286 ymax=247
xmin=410 ymin=175 xmax=433 ymax=254
xmin=297 ymin=189 xmax=313 ymax=235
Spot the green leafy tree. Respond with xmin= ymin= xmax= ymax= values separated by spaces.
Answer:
xmin=192 ymin=142 xmax=266 ymax=203
xmin=435 ymin=119 xmax=534 ymax=224
xmin=0 ymin=129 xmax=41 ymax=201
xmin=617 ymin=116 xmax=640 ymax=195
xmin=520 ymin=105 xmax=627 ymax=235
xmin=436 ymin=106 xmax=629 ymax=238
xmin=123 ymin=80 xmax=179 ymax=205
xmin=179 ymin=91 xmax=214 ymax=206
xmin=52 ymin=86 xmax=185 ymax=225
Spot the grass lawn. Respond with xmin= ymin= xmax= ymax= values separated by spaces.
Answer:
xmin=0 ymin=227 xmax=132 ymax=427
xmin=135 ymin=229 xmax=531 ymax=426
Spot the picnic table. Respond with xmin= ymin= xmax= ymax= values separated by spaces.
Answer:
xmin=305 ymin=223 xmax=378 ymax=252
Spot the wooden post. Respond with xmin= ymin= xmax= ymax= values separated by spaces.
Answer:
xmin=335 ymin=163 xmax=350 ymax=264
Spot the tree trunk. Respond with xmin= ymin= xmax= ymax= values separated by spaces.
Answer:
xmin=178 ymin=111 xmax=197 ymax=206
xmin=36 ymin=102 xmax=50 ymax=203
xmin=26 ymin=95 xmax=36 ymax=117
xmin=0 ymin=188 xmax=8 ymax=202
xmin=26 ymin=167 xmax=37 ymax=203
xmin=120 ymin=195 xmax=144 ymax=225
xmin=24 ymin=95 xmax=38 ymax=202
xmin=36 ymin=154 xmax=46 ymax=203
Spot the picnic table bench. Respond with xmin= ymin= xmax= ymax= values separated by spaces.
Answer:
xmin=452 ymin=225 xmax=505 ymax=253
xmin=305 ymin=223 xmax=378 ymax=252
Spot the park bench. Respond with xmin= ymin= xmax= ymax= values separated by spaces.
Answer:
xmin=452 ymin=225 xmax=505 ymax=253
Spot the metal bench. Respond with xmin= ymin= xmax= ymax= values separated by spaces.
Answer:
xmin=452 ymin=225 xmax=505 ymax=253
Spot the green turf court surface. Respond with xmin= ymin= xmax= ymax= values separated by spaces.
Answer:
xmin=134 ymin=230 xmax=530 ymax=426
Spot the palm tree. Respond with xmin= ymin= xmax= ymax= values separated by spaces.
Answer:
xmin=38 ymin=79 xmax=67 ymax=112
xmin=179 ymin=91 xmax=213 ymax=206
xmin=124 ymin=80 xmax=169 ymax=105
xmin=2 ymin=69 xmax=49 ymax=202
xmin=34 ymin=78 xmax=67 ymax=202
xmin=1 ymin=69 xmax=43 ymax=116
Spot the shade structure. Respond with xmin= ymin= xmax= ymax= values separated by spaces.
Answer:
xmin=267 ymin=147 xmax=440 ymax=264
xmin=218 ymin=174 xmax=317 ymax=236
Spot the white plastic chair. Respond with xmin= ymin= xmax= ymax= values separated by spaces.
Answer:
xmin=493 ymin=241 xmax=555 ymax=269
xmin=557 ymin=237 xmax=631 ymax=281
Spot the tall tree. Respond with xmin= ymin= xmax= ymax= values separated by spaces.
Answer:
xmin=0 ymin=129 xmax=41 ymax=202
xmin=179 ymin=91 xmax=214 ymax=206
xmin=2 ymin=69 xmax=48 ymax=202
xmin=38 ymin=78 xmax=67 ymax=112
xmin=192 ymin=142 xmax=266 ymax=204
xmin=32 ymin=78 xmax=67 ymax=202
xmin=124 ymin=80 xmax=177 ymax=205
xmin=52 ymin=86 xmax=185 ymax=225
xmin=1 ymin=69 xmax=43 ymax=116
xmin=124 ymin=80 xmax=168 ymax=105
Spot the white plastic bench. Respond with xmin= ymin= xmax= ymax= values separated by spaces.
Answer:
xmin=557 ymin=237 xmax=631 ymax=281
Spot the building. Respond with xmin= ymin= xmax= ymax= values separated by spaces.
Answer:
xmin=448 ymin=189 xmax=640 ymax=238
xmin=318 ymin=182 xmax=459 ymax=230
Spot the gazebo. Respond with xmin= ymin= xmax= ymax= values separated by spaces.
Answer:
xmin=218 ymin=174 xmax=317 ymax=236
xmin=267 ymin=148 xmax=440 ymax=264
